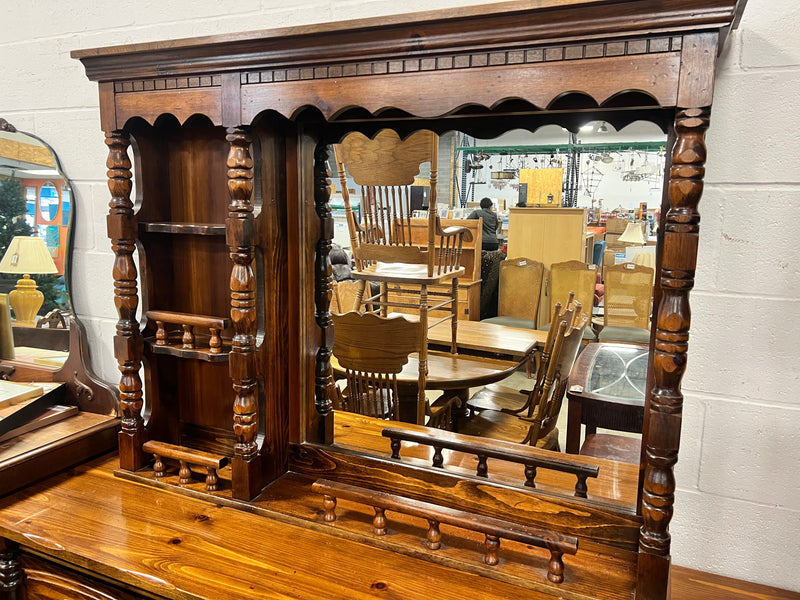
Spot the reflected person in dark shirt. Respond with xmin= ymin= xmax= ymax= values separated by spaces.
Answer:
xmin=468 ymin=197 xmax=503 ymax=251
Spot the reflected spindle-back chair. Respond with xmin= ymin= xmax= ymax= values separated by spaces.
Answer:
xmin=333 ymin=129 xmax=473 ymax=353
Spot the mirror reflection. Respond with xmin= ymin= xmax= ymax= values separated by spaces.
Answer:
xmin=0 ymin=122 xmax=70 ymax=329
xmin=327 ymin=120 xmax=666 ymax=502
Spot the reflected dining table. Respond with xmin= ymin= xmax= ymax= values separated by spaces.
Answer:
xmin=332 ymin=320 xmax=545 ymax=425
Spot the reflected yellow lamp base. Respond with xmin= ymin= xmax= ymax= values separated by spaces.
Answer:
xmin=8 ymin=274 xmax=44 ymax=327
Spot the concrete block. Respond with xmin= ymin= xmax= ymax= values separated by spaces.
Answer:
xmin=76 ymin=316 xmax=120 ymax=383
xmin=738 ymin=1 xmax=800 ymax=69
xmin=674 ymin=394 xmax=706 ymax=492
xmin=33 ymin=110 xmax=108 ymax=182
xmin=671 ymin=489 xmax=800 ymax=592
xmin=696 ymin=398 xmax=800 ymax=511
xmin=706 ymin=70 xmax=800 ymax=184
xmin=686 ymin=294 xmax=800 ymax=407
xmin=697 ymin=186 xmax=800 ymax=297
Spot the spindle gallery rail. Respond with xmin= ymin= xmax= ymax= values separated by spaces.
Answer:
xmin=311 ymin=478 xmax=578 ymax=584
xmin=382 ymin=427 xmax=599 ymax=498
xmin=145 ymin=310 xmax=231 ymax=360
xmin=142 ymin=440 xmax=229 ymax=492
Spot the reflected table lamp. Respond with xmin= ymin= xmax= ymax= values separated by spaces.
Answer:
xmin=617 ymin=221 xmax=646 ymax=245
xmin=0 ymin=236 xmax=58 ymax=326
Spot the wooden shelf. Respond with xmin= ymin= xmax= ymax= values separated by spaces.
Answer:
xmin=145 ymin=338 xmax=230 ymax=362
xmin=139 ymin=222 xmax=226 ymax=235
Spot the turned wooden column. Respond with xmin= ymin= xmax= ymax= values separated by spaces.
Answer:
xmin=106 ymin=130 xmax=146 ymax=471
xmin=638 ymin=106 xmax=710 ymax=598
xmin=226 ymin=126 xmax=261 ymax=500
xmin=314 ymin=142 xmax=335 ymax=444
xmin=0 ymin=539 xmax=21 ymax=600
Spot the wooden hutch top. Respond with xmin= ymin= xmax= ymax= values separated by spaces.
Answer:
xmin=60 ymin=1 xmax=750 ymax=599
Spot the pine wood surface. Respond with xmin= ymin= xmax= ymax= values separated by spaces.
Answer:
xmin=0 ymin=454 xmax=579 ymax=600
xmin=1 ymin=452 xmax=794 ymax=600
xmin=427 ymin=315 xmax=547 ymax=358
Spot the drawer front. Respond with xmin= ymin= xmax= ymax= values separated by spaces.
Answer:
xmin=20 ymin=554 xmax=149 ymax=600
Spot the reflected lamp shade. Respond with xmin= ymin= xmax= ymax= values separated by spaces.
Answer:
xmin=617 ymin=221 xmax=646 ymax=245
xmin=0 ymin=236 xmax=58 ymax=326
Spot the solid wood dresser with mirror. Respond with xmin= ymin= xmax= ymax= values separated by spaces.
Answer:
xmin=0 ymin=1 xmax=748 ymax=599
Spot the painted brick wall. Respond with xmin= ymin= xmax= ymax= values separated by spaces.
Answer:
xmin=1 ymin=0 xmax=797 ymax=591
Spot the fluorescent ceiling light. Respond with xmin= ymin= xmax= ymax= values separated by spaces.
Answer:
xmin=20 ymin=169 xmax=60 ymax=177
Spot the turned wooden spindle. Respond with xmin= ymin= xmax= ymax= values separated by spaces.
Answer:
xmin=547 ymin=550 xmax=565 ymax=584
xmin=152 ymin=454 xmax=165 ymax=478
xmin=182 ymin=324 xmax=195 ymax=349
xmin=322 ymin=495 xmax=337 ymax=522
xmin=205 ymin=467 xmax=219 ymax=491
xmin=208 ymin=327 xmax=222 ymax=354
xmin=425 ymin=520 xmax=441 ymax=550
xmin=484 ymin=534 xmax=500 ymax=566
xmin=476 ymin=454 xmax=488 ymax=477
xmin=154 ymin=321 xmax=167 ymax=346
xmin=372 ymin=507 xmax=387 ymax=535
xmin=432 ymin=446 xmax=444 ymax=468
xmin=575 ymin=475 xmax=589 ymax=499
xmin=179 ymin=461 xmax=192 ymax=485
xmin=389 ymin=437 xmax=401 ymax=459
xmin=524 ymin=464 xmax=537 ymax=488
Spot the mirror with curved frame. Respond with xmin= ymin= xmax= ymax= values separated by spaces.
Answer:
xmin=0 ymin=117 xmax=118 ymax=497
xmin=0 ymin=118 xmax=72 ymax=339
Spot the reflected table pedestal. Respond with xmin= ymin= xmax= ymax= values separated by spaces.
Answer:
xmin=565 ymin=343 xmax=648 ymax=456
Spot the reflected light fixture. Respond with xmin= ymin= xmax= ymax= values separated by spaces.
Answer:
xmin=0 ymin=236 xmax=58 ymax=326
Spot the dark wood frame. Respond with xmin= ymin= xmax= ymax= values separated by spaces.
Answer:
xmin=70 ymin=2 xmax=747 ymax=598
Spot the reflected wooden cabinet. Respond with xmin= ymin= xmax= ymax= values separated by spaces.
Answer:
xmin=0 ymin=2 xmax=748 ymax=599
xmin=507 ymin=207 xmax=593 ymax=325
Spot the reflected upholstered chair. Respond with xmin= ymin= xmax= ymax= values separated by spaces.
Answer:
xmin=481 ymin=257 xmax=544 ymax=329
xmin=597 ymin=262 xmax=654 ymax=344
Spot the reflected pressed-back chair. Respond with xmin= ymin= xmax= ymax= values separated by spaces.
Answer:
xmin=330 ymin=280 xmax=364 ymax=315
xmin=332 ymin=311 xmax=423 ymax=421
xmin=333 ymin=129 xmax=473 ymax=353
xmin=598 ymin=262 xmax=654 ymax=344
xmin=332 ymin=311 xmax=460 ymax=428
xmin=481 ymin=257 xmax=544 ymax=329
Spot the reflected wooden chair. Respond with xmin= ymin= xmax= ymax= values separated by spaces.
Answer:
xmin=461 ymin=302 xmax=588 ymax=449
xmin=481 ymin=257 xmax=544 ymax=329
xmin=331 ymin=280 xmax=366 ymax=315
xmin=539 ymin=260 xmax=598 ymax=343
xmin=597 ymin=262 xmax=654 ymax=345
xmin=332 ymin=311 xmax=460 ymax=428
xmin=333 ymin=129 xmax=473 ymax=354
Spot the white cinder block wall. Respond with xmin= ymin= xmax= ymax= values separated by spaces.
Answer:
xmin=2 ymin=0 xmax=798 ymax=592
